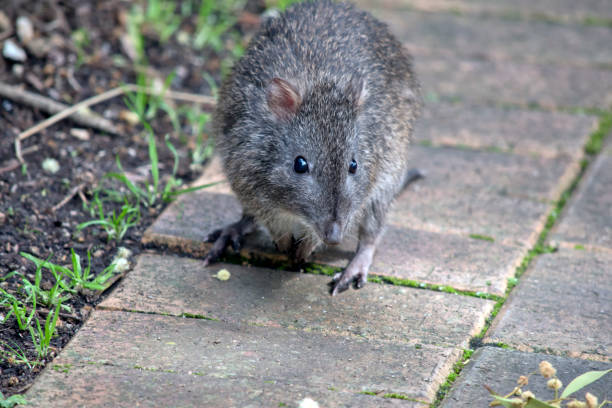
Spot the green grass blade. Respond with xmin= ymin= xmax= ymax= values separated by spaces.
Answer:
xmin=166 ymin=181 xmax=223 ymax=198
xmin=147 ymin=130 xmax=159 ymax=205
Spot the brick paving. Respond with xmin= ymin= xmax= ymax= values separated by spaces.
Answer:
xmin=26 ymin=1 xmax=612 ymax=406
xmin=440 ymin=347 xmax=612 ymax=407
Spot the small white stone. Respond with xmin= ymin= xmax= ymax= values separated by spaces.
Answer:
xmin=12 ymin=63 xmax=24 ymax=77
xmin=298 ymin=398 xmax=320 ymax=408
xmin=41 ymin=157 xmax=60 ymax=174
xmin=70 ymin=128 xmax=90 ymax=141
xmin=3 ymin=39 xmax=27 ymax=62
xmin=16 ymin=16 xmax=34 ymax=44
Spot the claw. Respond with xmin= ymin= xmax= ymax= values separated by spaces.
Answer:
xmin=203 ymin=215 xmax=256 ymax=266
xmin=230 ymin=234 xmax=242 ymax=251
xmin=206 ymin=229 xmax=222 ymax=243
xmin=328 ymin=242 xmax=376 ymax=296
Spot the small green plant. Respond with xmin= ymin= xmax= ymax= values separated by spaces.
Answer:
xmin=64 ymin=249 xmax=117 ymax=292
xmin=0 ymin=340 xmax=37 ymax=370
xmin=71 ymin=28 xmax=90 ymax=67
xmin=107 ymin=127 xmax=219 ymax=207
xmin=143 ymin=0 xmax=182 ymax=43
xmin=584 ymin=111 xmax=612 ymax=155
xmin=29 ymin=302 xmax=62 ymax=359
xmin=78 ymin=194 xmax=141 ymax=243
xmin=193 ymin=0 xmax=244 ymax=51
xmin=20 ymin=251 xmax=118 ymax=294
xmin=486 ymin=361 xmax=611 ymax=408
xmin=1 ymin=287 xmax=35 ymax=330
xmin=266 ymin=0 xmax=301 ymax=11
xmin=0 ymin=392 xmax=26 ymax=408
xmin=19 ymin=253 xmax=72 ymax=310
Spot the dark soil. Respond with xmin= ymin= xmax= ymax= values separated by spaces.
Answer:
xmin=0 ymin=0 xmax=264 ymax=396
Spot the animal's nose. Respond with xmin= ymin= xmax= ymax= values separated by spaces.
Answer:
xmin=324 ymin=221 xmax=342 ymax=245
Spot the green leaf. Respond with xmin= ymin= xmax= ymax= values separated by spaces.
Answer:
xmin=524 ymin=398 xmax=558 ymax=408
xmin=560 ymin=369 xmax=611 ymax=399
xmin=491 ymin=396 xmax=522 ymax=408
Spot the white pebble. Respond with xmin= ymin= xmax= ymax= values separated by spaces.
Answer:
xmin=298 ymin=398 xmax=320 ymax=408
xmin=16 ymin=16 xmax=34 ymax=44
xmin=41 ymin=157 xmax=60 ymax=174
xmin=3 ymin=39 xmax=27 ymax=62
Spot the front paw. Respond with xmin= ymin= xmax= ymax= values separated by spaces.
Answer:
xmin=329 ymin=267 xmax=368 ymax=296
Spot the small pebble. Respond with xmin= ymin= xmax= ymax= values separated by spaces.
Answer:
xmin=3 ymin=39 xmax=27 ymax=62
xmin=299 ymin=398 xmax=319 ymax=408
xmin=12 ymin=63 xmax=24 ymax=77
xmin=42 ymin=157 xmax=60 ymax=174
xmin=2 ymin=99 xmax=13 ymax=112
xmin=119 ymin=109 xmax=140 ymax=125
xmin=70 ymin=128 xmax=90 ymax=141
xmin=16 ymin=16 xmax=34 ymax=44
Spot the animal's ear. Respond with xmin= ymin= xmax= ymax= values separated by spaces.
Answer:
xmin=347 ymin=77 xmax=368 ymax=108
xmin=266 ymin=78 xmax=302 ymax=121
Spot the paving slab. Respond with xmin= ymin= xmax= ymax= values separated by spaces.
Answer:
xmin=354 ymin=0 xmax=612 ymax=23
xmin=550 ymin=154 xmax=612 ymax=251
xmin=27 ymin=364 xmax=424 ymax=408
xmin=415 ymin=103 xmax=596 ymax=158
xmin=416 ymin=54 xmax=612 ymax=109
xmin=404 ymin=146 xmax=573 ymax=203
xmin=28 ymin=310 xmax=454 ymax=404
xmin=101 ymin=253 xmax=495 ymax=348
xmin=389 ymin=146 xmax=578 ymax=247
xmin=440 ymin=347 xmax=612 ymax=408
xmin=485 ymin=249 xmax=612 ymax=360
xmin=366 ymin=9 xmax=612 ymax=67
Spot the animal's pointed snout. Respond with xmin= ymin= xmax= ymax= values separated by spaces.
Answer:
xmin=324 ymin=221 xmax=342 ymax=245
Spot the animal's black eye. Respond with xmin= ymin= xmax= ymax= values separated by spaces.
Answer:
xmin=294 ymin=156 xmax=309 ymax=173
xmin=349 ymin=159 xmax=358 ymax=174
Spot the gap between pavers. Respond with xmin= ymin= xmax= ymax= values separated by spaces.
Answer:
xmin=366 ymin=7 xmax=612 ymax=67
xmin=439 ymin=346 xmax=612 ymax=407
xmin=550 ymin=153 xmax=612 ymax=252
xmin=485 ymin=248 xmax=611 ymax=361
xmin=26 ymin=309 xmax=449 ymax=406
xmin=100 ymin=253 xmax=495 ymax=348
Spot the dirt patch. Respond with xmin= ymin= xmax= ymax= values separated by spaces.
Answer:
xmin=0 ymin=0 xmax=265 ymax=396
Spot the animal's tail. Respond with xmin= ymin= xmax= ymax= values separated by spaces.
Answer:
xmin=402 ymin=167 xmax=425 ymax=190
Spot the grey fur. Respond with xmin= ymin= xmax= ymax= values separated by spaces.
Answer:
xmin=208 ymin=0 xmax=421 ymax=294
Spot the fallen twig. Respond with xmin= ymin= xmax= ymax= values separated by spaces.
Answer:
xmin=51 ymin=183 xmax=86 ymax=213
xmin=12 ymin=83 xmax=217 ymax=163
xmin=0 ymin=145 xmax=39 ymax=175
xmin=0 ymin=82 xmax=119 ymax=136
xmin=36 ymin=308 xmax=82 ymax=322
